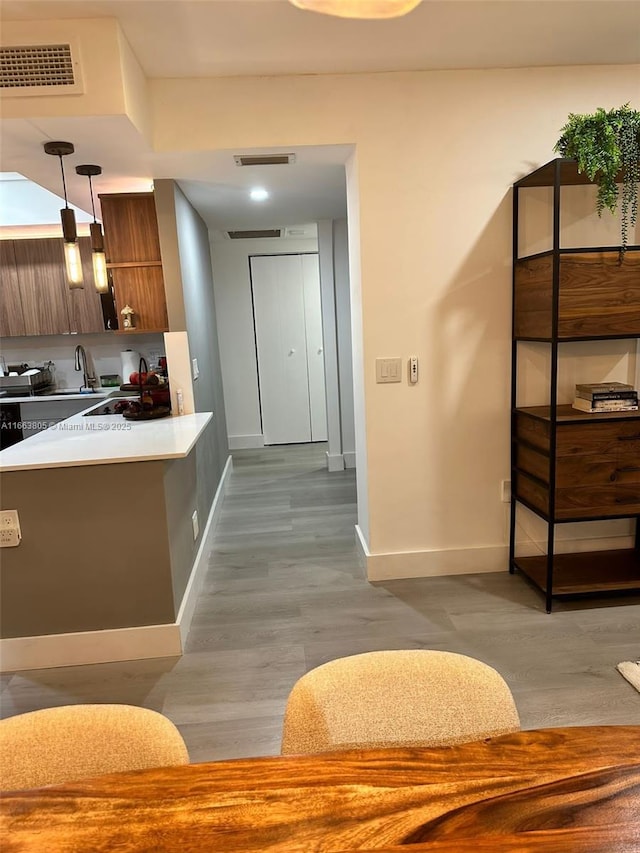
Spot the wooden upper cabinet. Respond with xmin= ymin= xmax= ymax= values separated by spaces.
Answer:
xmin=110 ymin=267 xmax=169 ymax=331
xmin=13 ymin=239 xmax=71 ymax=336
xmin=99 ymin=193 xmax=162 ymax=264
xmin=0 ymin=237 xmax=109 ymax=337
xmin=98 ymin=191 xmax=169 ymax=331
xmin=67 ymin=237 xmax=107 ymax=334
xmin=0 ymin=241 xmax=26 ymax=337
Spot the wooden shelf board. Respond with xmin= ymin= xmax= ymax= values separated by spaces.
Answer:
xmin=514 ymin=158 xmax=628 ymax=188
xmin=106 ymin=261 xmax=162 ymax=269
xmin=113 ymin=328 xmax=168 ymax=335
xmin=516 ymin=405 xmax=640 ymax=424
xmin=516 ymin=245 xmax=640 ymax=263
xmin=514 ymin=550 xmax=640 ymax=595
xmin=516 ymin=335 xmax=640 ymax=343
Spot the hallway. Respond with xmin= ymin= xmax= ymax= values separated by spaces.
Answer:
xmin=1 ymin=444 xmax=639 ymax=761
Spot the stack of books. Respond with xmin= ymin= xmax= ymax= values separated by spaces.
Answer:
xmin=572 ymin=382 xmax=638 ymax=413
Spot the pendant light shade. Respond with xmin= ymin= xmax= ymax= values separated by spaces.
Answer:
xmin=44 ymin=141 xmax=84 ymax=289
xmin=288 ymin=0 xmax=422 ymax=17
xmin=76 ymin=164 xmax=109 ymax=294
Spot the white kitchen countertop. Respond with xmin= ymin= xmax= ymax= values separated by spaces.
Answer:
xmin=0 ymin=402 xmax=213 ymax=472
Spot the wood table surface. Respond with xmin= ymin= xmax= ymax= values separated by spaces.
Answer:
xmin=2 ymin=726 xmax=639 ymax=852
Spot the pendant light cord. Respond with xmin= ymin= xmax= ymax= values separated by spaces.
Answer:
xmin=57 ymin=154 xmax=69 ymax=209
xmin=88 ymin=173 xmax=97 ymax=222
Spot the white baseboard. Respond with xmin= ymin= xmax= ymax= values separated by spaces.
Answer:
xmin=354 ymin=524 xmax=369 ymax=567
xmin=228 ymin=434 xmax=265 ymax=449
xmin=343 ymin=451 xmax=356 ymax=469
xmin=362 ymin=533 xmax=637 ymax=582
xmin=326 ymin=452 xmax=345 ymax=472
xmin=0 ymin=455 xmax=234 ymax=674
xmin=366 ymin=545 xmax=507 ymax=581
xmin=0 ymin=624 xmax=182 ymax=673
xmin=176 ymin=454 xmax=232 ymax=643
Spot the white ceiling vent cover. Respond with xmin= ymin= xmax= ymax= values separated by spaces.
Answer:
xmin=0 ymin=42 xmax=83 ymax=96
xmin=227 ymin=229 xmax=283 ymax=240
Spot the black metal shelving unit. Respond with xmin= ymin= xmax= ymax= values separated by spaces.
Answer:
xmin=510 ymin=158 xmax=640 ymax=612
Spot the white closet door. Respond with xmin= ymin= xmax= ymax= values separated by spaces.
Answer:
xmin=302 ymin=254 xmax=327 ymax=441
xmin=251 ymin=255 xmax=312 ymax=444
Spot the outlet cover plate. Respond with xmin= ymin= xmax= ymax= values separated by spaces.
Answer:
xmin=0 ymin=509 xmax=21 ymax=547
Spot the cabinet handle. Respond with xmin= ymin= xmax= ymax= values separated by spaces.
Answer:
xmin=617 ymin=434 xmax=640 ymax=441
xmin=617 ymin=465 xmax=640 ymax=473
xmin=615 ymin=496 xmax=640 ymax=504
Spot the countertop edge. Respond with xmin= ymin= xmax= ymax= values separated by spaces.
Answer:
xmin=0 ymin=412 xmax=213 ymax=473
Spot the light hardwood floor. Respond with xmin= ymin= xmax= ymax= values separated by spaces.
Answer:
xmin=1 ymin=444 xmax=638 ymax=760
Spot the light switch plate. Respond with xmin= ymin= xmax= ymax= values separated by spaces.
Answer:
xmin=192 ymin=358 xmax=199 ymax=380
xmin=376 ymin=358 xmax=402 ymax=383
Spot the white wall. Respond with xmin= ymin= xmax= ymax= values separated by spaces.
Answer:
xmin=149 ymin=64 xmax=638 ymax=578
xmin=0 ymin=333 xmax=164 ymax=389
xmin=4 ymin=29 xmax=638 ymax=579
xmin=210 ymin=235 xmax=318 ymax=448
xmin=317 ymin=220 xmax=342 ymax=468
xmin=334 ymin=218 xmax=356 ymax=468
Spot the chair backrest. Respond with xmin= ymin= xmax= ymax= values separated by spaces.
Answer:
xmin=0 ymin=704 xmax=189 ymax=791
xmin=281 ymin=649 xmax=520 ymax=754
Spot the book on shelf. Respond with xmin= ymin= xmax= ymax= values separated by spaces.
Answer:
xmin=572 ymin=397 xmax=639 ymax=413
xmin=575 ymin=389 xmax=638 ymax=402
xmin=575 ymin=382 xmax=634 ymax=394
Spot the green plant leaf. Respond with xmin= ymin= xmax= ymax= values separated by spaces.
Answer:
xmin=554 ymin=104 xmax=640 ymax=251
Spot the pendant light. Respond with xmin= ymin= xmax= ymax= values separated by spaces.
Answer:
xmin=43 ymin=141 xmax=83 ymax=289
xmin=288 ymin=0 xmax=422 ymax=17
xmin=76 ymin=164 xmax=109 ymax=293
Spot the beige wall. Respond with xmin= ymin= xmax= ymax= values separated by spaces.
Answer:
xmin=148 ymin=64 xmax=640 ymax=574
xmin=3 ymin=18 xmax=638 ymax=577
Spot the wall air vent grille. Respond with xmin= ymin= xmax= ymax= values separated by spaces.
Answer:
xmin=0 ymin=43 xmax=82 ymax=95
xmin=228 ymin=230 xmax=283 ymax=240
xmin=234 ymin=154 xmax=296 ymax=167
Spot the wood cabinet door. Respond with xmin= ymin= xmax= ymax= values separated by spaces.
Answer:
xmin=13 ymin=239 xmax=71 ymax=336
xmin=66 ymin=237 xmax=107 ymax=333
xmin=0 ymin=241 xmax=26 ymax=337
xmin=111 ymin=266 xmax=169 ymax=331
xmin=100 ymin=193 xmax=162 ymax=264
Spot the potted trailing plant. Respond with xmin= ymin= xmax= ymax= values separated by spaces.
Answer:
xmin=554 ymin=104 xmax=640 ymax=253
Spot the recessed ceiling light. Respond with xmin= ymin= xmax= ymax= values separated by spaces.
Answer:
xmin=250 ymin=187 xmax=269 ymax=202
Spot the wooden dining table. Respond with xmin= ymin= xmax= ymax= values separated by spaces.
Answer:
xmin=1 ymin=726 xmax=639 ymax=852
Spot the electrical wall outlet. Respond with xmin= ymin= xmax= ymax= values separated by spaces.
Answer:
xmin=191 ymin=510 xmax=199 ymax=541
xmin=501 ymin=480 xmax=511 ymax=502
xmin=0 ymin=510 xmax=22 ymax=547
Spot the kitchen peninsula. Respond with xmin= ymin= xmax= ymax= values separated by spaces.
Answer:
xmin=0 ymin=401 xmax=215 ymax=673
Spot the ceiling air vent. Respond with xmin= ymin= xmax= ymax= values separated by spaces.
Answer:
xmin=228 ymin=229 xmax=283 ymax=240
xmin=0 ymin=43 xmax=83 ymax=96
xmin=234 ymin=154 xmax=296 ymax=167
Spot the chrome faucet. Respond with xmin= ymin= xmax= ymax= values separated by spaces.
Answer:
xmin=74 ymin=345 xmax=96 ymax=391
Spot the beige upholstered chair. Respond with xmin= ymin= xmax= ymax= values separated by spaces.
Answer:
xmin=0 ymin=704 xmax=189 ymax=791
xmin=281 ymin=650 xmax=520 ymax=755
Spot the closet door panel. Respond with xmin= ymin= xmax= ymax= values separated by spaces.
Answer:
xmin=251 ymin=255 xmax=311 ymax=445
xmin=302 ymin=253 xmax=327 ymax=442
